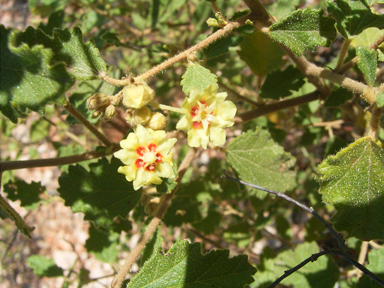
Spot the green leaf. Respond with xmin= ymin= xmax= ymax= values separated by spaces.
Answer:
xmin=0 ymin=25 xmax=73 ymax=123
xmin=376 ymin=90 xmax=384 ymax=107
xmin=12 ymin=26 xmax=106 ymax=80
xmin=128 ymin=241 xmax=256 ymax=288
xmin=267 ymin=0 xmax=302 ymax=21
xmin=269 ymin=8 xmax=337 ymax=56
xmin=237 ymin=29 xmax=286 ymax=78
xmin=227 ymin=128 xmax=297 ymax=199
xmin=4 ymin=179 xmax=45 ymax=210
xmin=85 ymin=223 xmax=119 ymax=263
xmin=141 ymin=228 xmax=163 ymax=267
xmin=203 ymin=32 xmax=243 ymax=62
xmin=156 ymin=164 xmax=178 ymax=193
xmin=181 ymin=63 xmax=217 ymax=94
xmin=254 ymin=242 xmax=339 ymax=288
xmin=259 ymin=66 xmax=305 ymax=99
xmin=316 ymin=137 xmax=384 ymax=240
xmin=356 ymin=247 xmax=384 ymax=288
xmin=223 ymin=221 xmax=252 ymax=248
xmin=327 ymin=0 xmax=384 ymax=39
xmin=38 ymin=10 xmax=65 ymax=36
xmin=351 ymin=28 xmax=384 ymax=48
xmin=324 ymin=86 xmax=353 ymax=107
xmin=58 ymin=158 xmax=141 ymax=227
xmin=30 ymin=118 xmax=50 ymax=142
xmin=356 ymin=46 xmax=377 ymax=86
xmin=192 ymin=206 xmax=222 ymax=235
xmin=26 ymin=255 xmax=63 ymax=277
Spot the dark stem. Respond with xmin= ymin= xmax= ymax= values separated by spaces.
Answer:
xmin=222 ymin=172 xmax=345 ymax=251
xmin=63 ymin=102 xmax=113 ymax=147
xmin=0 ymin=149 xmax=119 ymax=172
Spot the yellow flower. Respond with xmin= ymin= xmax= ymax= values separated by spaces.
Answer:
xmin=114 ymin=125 xmax=177 ymax=190
xmin=176 ymin=83 xmax=237 ymax=149
xmin=122 ymin=81 xmax=155 ymax=109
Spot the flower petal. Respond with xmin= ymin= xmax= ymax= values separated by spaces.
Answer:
xmin=209 ymin=127 xmax=226 ymax=146
xmin=114 ymin=149 xmax=136 ymax=165
xmin=134 ymin=124 xmax=153 ymax=146
xmin=155 ymin=162 xmax=175 ymax=178
xmin=158 ymin=138 xmax=177 ymax=155
xmin=217 ymin=101 xmax=237 ymax=119
xmin=120 ymin=133 xmax=138 ymax=149
xmin=176 ymin=115 xmax=191 ymax=130
xmin=118 ymin=165 xmax=137 ymax=182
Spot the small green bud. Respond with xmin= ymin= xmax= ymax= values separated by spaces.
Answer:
xmin=103 ymin=105 xmax=116 ymax=120
xmin=215 ymin=12 xmax=227 ymax=26
xmin=87 ymin=93 xmax=109 ymax=110
xmin=206 ymin=18 xmax=220 ymax=27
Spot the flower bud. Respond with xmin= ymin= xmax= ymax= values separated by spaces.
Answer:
xmin=92 ymin=109 xmax=103 ymax=118
xmin=87 ymin=93 xmax=109 ymax=110
xmin=126 ymin=107 xmax=152 ymax=126
xmin=145 ymin=112 xmax=166 ymax=130
xmin=103 ymin=105 xmax=116 ymax=120
xmin=206 ymin=18 xmax=220 ymax=27
xmin=122 ymin=82 xmax=155 ymax=109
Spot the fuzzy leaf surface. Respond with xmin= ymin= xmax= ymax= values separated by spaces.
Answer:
xmin=128 ymin=241 xmax=256 ymax=288
xmin=12 ymin=26 xmax=106 ymax=79
xmin=356 ymin=46 xmax=377 ymax=86
xmin=269 ymin=8 xmax=337 ymax=56
xmin=323 ymin=86 xmax=353 ymax=107
xmin=316 ymin=137 xmax=384 ymax=240
xmin=0 ymin=25 xmax=73 ymax=123
xmin=227 ymin=128 xmax=296 ymax=198
xmin=237 ymin=29 xmax=286 ymax=78
xmin=327 ymin=0 xmax=384 ymax=39
xmin=26 ymin=255 xmax=63 ymax=277
xmin=259 ymin=66 xmax=305 ymax=99
xmin=181 ymin=63 xmax=217 ymax=94
xmin=58 ymin=158 xmax=141 ymax=227
xmin=376 ymin=90 xmax=384 ymax=107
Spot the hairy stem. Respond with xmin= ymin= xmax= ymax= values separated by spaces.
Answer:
xmin=367 ymin=104 xmax=382 ymax=139
xmin=0 ymin=148 xmax=119 ymax=172
xmin=64 ymin=102 xmax=113 ymax=147
xmin=111 ymin=147 xmax=197 ymax=288
xmin=335 ymin=38 xmax=352 ymax=71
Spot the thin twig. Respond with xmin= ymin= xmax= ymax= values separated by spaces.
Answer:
xmin=218 ymin=81 xmax=260 ymax=107
xmin=367 ymin=104 xmax=382 ymax=139
xmin=63 ymin=102 xmax=113 ymax=147
xmin=222 ymin=172 xmax=346 ymax=251
xmin=234 ymin=91 xmax=320 ymax=123
xmin=0 ymin=149 xmax=119 ymax=172
xmin=335 ymin=38 xmax=352 ymax=71
xmin=268 ymin=248 xmax=384 ymax=288
xmin=111 ymin=147 xmax=198 ymax=288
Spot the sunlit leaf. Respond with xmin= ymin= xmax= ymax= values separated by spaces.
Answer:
xmin=316 ymin=137 xmax=384 ymax=240
xmin=356 ymin=46 xmax=377 ymax=86
xmin=269 ymin=8 xmax=337 ymax=56
xmin=0 ymin=25 xmax=73 ymax=123
xmin=227 ymin=128 xmax=297 ymax=199
xmin=128 ymin=241 xmax=256 ymax=287
xmin=181 ymin=63 xmax=217 ymax=94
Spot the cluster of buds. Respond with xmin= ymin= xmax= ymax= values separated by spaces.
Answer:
xmin=86 ymin=93 xmax=116 ymax=120
xmin=122 ymin=81 xmax=166 ymax=131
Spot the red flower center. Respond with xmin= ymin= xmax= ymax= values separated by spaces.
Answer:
xmin=135 ymin=143 xmax=163 ymax=171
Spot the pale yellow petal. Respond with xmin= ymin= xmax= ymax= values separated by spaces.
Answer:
xmin=156 ymin=162 xmax=175 ymax=178
xmin=134 ymin=124 xmax=153 ymax=146
xmin=120 ymin=133 xmax=138 ymax=149
xmin=149 ymin=129 xmax=166 ymax=144
xmin=114 ymin=149 xmax=136 ymax=165
xmin=158 ymin=138 xmax=177 ymax=155
xmin=118 ymin=165 xmax=137 ymax=182
xmin=145 ymin=172 xmax=163 ymax=185
xmin=188 ymin=128 xmax=209 ymax=149
xmin=216 ymin=101 xmax=237 ymax=120
xmin=209 ymin=127 xmax=226 ymax=146
xmin=176 ymin=116 xmax=192 ymax=131
xmin=133 ymin=169 xmax=149 ymax=190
